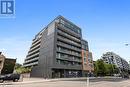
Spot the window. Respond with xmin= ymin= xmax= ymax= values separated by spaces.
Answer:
xmin=59 ymin=19 xmax=81 ymax=34
xmin=84 ymin=57 xmax=87 ymax=64
xmin=84 ymin=51 xmax=86 ymax=56
xmin=56 ymin=53 xmax=60 ymax=58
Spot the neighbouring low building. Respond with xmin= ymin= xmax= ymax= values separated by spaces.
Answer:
xmin=102 ymin=52 xmax=129 ymax=75
xmin=23 ymin=15 xmax=94 ymax=78
xmin=1 ymin=58 xmax=16 ymax=74
xmin=0 ymin=52 xmax=16 ymax=75
xmin=0 ymin=52 xmax=5 ymax=74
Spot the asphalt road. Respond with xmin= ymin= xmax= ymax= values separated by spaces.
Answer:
xmin=90 ymin=79 xmax=130 ymax=87
xmin=0 ymin=79 xmax=130 ymax=87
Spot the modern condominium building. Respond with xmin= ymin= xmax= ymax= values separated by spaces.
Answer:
xmin=23 ymin=16 xmax=94 ymax=78
xmin=102 ymin=52 xmax=129 ymax=73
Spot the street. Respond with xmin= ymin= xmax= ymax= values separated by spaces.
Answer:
xmin=0 ymin=78 xmax=130 ymax=87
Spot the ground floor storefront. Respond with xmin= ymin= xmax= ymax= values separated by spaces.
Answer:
xmin=52 ymin=69 xmax=82 ymax=78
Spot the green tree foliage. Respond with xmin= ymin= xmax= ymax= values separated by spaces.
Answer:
xmin=14 ymin=63 xmax=31 ymax=74
xmin=15 ymin=67 xmax=31 ymax=74
xmin=1 ymin=59 xmax=16 ymax=74
xmin=15 ymin=63 xmax=22 ymax=69
xmin=94 ymin=59 xmax=119 ymax=76
xmin=94 ymin=59 xmax=106 ymax=76
xmin=105 ymin=63 xmax=114 ymax=75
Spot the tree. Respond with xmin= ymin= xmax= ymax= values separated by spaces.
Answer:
xmin=94 ymin=59 xmax=106 ymax=76
xmin=15 ymin=63 xmax=22 ymax=69
xmin=113 ymin=65 xmax=120 ymax=74
xmin=1 ymin=59 xmax=16 ymax=74
xmin=15 ymin=67 xmax=31 ymax=74
xmin=14 ymin=63 xmax=31 ymax=74
xmin=105 ymin=63 xmax=113 ymax=76
xmin=94 ymin=59 xmax=119 ymax=76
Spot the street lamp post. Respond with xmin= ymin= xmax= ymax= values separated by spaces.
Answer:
xmin=87 ymin=66 xmax=92 ymax=87
xmin=124 ymin=43 xmax=129 ymax=78
xmin=87 ymin=76 xmax=89 ymax=87
xmin=87 ymin=71 xmax=90 ymax=87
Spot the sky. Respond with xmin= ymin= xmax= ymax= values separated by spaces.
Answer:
xmin=0 ymin=0 xmax=130 ymax=64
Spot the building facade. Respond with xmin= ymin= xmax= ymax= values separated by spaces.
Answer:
xmin=0 ymin=52 xmax=5 ymax=74
xmin=102 ymin=52 xmax=129 ymax=74
xmin=0 ymin=52 xmax=16 ymax=75
xmin=1 ymin=58 xmax=16 ymax=75
xmin=81 ymin=40 xmax=94 ymax=76
xmin=23 ymin=16 xmax=93 ymax=78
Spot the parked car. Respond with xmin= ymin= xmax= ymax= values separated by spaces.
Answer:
xmin=0 ymin=73 xmax=20 ymax=83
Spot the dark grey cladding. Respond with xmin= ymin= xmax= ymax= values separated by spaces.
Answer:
xmin=24 ymin=16 xmax=91 ymax=78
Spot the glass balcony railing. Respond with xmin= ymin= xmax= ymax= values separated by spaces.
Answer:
xmin=57 ymin=23 xmax=81 ymax=38
xmin=57 ymin=48 xmax=81 ymax=57
xmin=28 ymin=48 xmax=40 ymax=56
xmin=31 ymin=39 xmax=41 ymax=48
xmin=25 ymin=57 xmax=39 ymax=63
xmin=29 ymin=44 xmax=40 ymax=52
xmin=57 ymin=30 xmax=81 ymax=43
xmin=26 ymin=52 xmax=39 ymax=60
xmin=24 ymin=61 xmax=38 ymax=67
xmin=57 ymin=41 xmax=81 ymax=52
xmin=57 ymin=36 xmax=81 ymax=47
xmin=56 ymin=57 xmax=82 ymax=63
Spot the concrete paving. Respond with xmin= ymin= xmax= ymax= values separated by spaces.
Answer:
xmin=0 ymin=77 xmax=130 ymax=87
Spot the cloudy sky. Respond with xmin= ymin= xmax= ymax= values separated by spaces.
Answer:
xmin=0 ymin=0 xmax=130 ymax=64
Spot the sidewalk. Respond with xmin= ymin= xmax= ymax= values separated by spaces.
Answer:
xmin=0 ymin=77 xmax=126 ymax=85
xmin=0 ymin=77 xmax=88 ymax=85
xmin=0 ymin=78 xmax=50 ymax=85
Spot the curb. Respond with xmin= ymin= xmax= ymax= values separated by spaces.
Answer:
xmin=0 ymin=80 xmax=51 ymax=85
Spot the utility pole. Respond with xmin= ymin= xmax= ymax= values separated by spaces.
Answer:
xmin=124 ymin=43 xmax=129 ymax=78
xmin=87 ymin=76 xmax=89 ymax=87
xmin=87 ymin=68 xmax=92 ymax=87
xmin=87 ymin=72 xmax=90 ymax=87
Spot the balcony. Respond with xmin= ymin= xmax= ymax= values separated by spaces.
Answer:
xmin=28 ymin=48 xmax=40 ymax=56
xmin=57 ymin=36 xmax=81 ymax=47
xmin=32 ymin=37 xmax=41 ymax=44
xmin=24 ymin=57 xmax=39 ymax=64
xmin=26 ymin=52 xmax=39 ymax=60
xmin=57 ymin=49 xmax=81 ymax=57
xmin=24 ymin=61 xmax=38 ymax=67
xmin=57 ymin=23 xmax=81 ymax=38
xmin=56 ymin=56 xmax=82 ymax=63
xmin=56 ymin=59 xmax=82 ymax=67
xmin=57 ymin=41 xmax=81 ymax=52
xmin=29 ymin=44 xmax=40 ymax=52
xmin=31 ymin=39 xmax=41 ymax=48
xmin=57 ymin=30 xmax=81 ymax=43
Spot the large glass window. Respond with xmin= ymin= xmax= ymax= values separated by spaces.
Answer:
xmin=59 ymin=19 xmax=81 ymax=34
